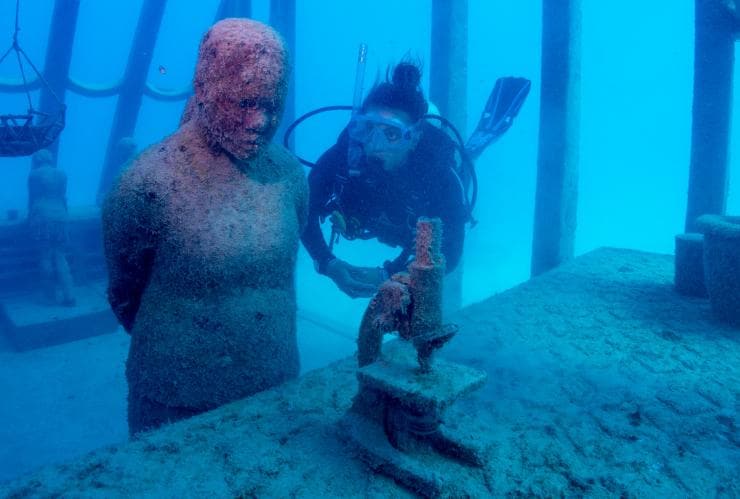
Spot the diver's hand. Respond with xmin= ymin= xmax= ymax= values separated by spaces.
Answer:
xmin=346 ymin=264 xmax=389 ymax=289
xmin=325 ymin=258 xmax=383 ymax=298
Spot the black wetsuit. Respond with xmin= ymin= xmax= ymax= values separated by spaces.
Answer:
xmin=302 ymin=122 xmax=467 ymax=275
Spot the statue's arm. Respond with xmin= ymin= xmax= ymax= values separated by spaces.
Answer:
xmin=296 ymin=166 xmax=309 ymax=235
xmin=102 ymin=166 xmax=159 ymax=333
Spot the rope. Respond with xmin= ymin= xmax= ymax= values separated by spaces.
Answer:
xmin=18 ymin=44 xmax=63 ymax=105
xmin=0 ymin=0 xmax=65 ymax=112
xmin=13 ymin=0 xmax=20 ymax=46
xmin=9 ymin=0 xmax=34 ymax=113
xmin=0 ymin=45 xmax=14 ymax=69
xmin=14 ymin=42 xmax=32 ymax=112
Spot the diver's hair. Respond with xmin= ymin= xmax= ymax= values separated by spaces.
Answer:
xmin=361 ymin=61 xmax=428 ymax=122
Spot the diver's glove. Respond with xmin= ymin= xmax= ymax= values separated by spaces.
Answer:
xmin=324 ymin=258 xmax=387 ymax=299
xmin=347 ymin=264 xmax=389 ymax=288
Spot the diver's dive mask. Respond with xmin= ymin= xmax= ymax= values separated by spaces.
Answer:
xmin=348 ymin=113 xmax=420 ymax=154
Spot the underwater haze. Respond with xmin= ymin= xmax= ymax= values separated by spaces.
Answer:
xmin=2 ymin=1 xmax=737 ymax=309
xmin=0 ymin=0 xmax=739 ymax=492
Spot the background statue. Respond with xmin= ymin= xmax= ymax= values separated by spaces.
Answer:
xmin=27 ymin=149 xmax=75 ymax=307
xmin=102 ymin=18 xmax=307 ymax=435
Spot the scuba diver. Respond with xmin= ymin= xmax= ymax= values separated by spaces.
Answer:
xmin=294 ymin=60 xmax=530 ymax=298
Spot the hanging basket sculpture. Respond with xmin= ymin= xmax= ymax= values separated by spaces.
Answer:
xmin=0 ymin=0 xmax=65 ymax=157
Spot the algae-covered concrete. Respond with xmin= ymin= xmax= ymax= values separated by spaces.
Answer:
xmin=1 ymin=248 xmax=738 ymax=497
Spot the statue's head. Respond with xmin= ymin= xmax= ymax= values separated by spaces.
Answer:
xmin=193 ymin=18 xmax=289 ymax=161
xmin=32 ymin=149 xmax=54 ymax=168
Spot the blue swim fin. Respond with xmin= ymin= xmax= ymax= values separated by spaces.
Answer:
xmin=465 ymin=76 xmax=531 ymax=160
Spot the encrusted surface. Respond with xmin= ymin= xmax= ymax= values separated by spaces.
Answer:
xmin=357 ymin=341 xmax=487 ymax=413
xmin=2 ymin=248 xmax=738 ymax=497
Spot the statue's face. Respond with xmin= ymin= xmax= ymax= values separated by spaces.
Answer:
xmin=200 ymin=65 xmax=284 ymax=160
xmin=194 ymin=19 xmax=288 ymax=161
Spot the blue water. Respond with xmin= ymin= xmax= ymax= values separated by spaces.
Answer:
xmin=2 ymin=0 xmax=737 ymax=308
xmin=0 ymin=0 xmax=738 ymax=491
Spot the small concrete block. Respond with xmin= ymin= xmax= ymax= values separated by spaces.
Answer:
xmin=357 ymin=341 xmax=487 ymax=413
xmin=674 ymin=233 xmax=707 ymax=297
xmin=698 ymin=215 xmax=740 ymax=327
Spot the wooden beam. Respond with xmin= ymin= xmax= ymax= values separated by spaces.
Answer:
xmin=34 ymin=0 xmax=80 ymax=165
xmin=430 ymin=0 xmax=468 ymax=313
xmin=684 ymin=0 xmax=734 ymax=231
xmin=530 ymin=0 xmax=581 ymax=277
xmin=430 ymin=0 xmax=468 ymax=136
xmin=270 ymin=0 xmax=296 ymax=150
xmin=96 ymin=0 xmax=168 ymax=205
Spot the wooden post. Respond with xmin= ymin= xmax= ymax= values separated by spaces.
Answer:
xmin=684 ymin=0 xmax=734 ymax=232
xmin=430 ymin=0 xmax=468 ymax=313
xmin=34 ymin=0 xmax=80 ymax=166
xmin=270 ymin=0 xmax=296 ymax=150
xmin=96 ymin=0 xmax=168 ymax=205
xmin=430 ymin=0 xmax=468 ymax=137
xmin=530 ymin=0 xmax=581 ymax=277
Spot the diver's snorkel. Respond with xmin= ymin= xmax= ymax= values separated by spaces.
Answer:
xmin=352 ymin=44 xmax=368 ymax=114
xmin=327 ymin=43 xmax=368 ymax=251
xmin=347 ymin=43 xmax=368 ymax=177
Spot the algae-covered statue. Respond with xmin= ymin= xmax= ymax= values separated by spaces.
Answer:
xmin=102 ymin=18 xmax=307 ymax=435
xmin=28 ymin=149 xmax=76 ymax=307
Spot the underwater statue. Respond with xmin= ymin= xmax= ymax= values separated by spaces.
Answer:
xmin=27 ymin=149 xmax=76 ymax=307
xmin=102 ymin=18 xmax=307 ymax=435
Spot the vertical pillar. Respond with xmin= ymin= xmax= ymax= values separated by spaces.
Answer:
xmin=430 ymin=0 xmax=468 ymax=313
xmin=684 ymin=0 xmax=734 ymax=232
xmin=530 ymin=0 xmax=582 ymax=277
xmin=34 ymin=0 xmax=80 ymax=165
xmin=96 ymin=0 xmax=168 ymax=205
xmin=430 ymin=0 xmax=468 ymax=136
xmin=270 ymin=0 xmax=296 ymax=149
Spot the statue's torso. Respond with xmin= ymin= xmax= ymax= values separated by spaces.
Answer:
xmin=127 ymin=132 xmax=304 ymax=409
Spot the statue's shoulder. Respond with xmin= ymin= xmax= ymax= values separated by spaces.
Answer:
xmin=121 ymin=127 xmax=192 ymax=189
xmin=265 ymin=142 xmax=304 ymax=180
